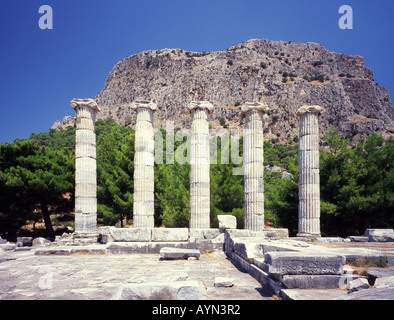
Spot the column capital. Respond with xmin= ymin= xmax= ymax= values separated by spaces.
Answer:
xmin=71 ymin=98 xmax=100 ymax=112
xmin=297 ymin=105 xmax=325 ymax=117
xmin=188 ymin=100 xmax=214 ymax=114
xmin=130 ymin=100 xmax=158 ymax=112
xmin=241 ymin=102 xmax=269 ymax=118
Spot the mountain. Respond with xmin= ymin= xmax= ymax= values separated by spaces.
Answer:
xmin=53 ymin=38 xmax=394 ymax=143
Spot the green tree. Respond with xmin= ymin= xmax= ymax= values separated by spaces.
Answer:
xmin=155 ymin=163 xmax=190 ymax=227
xmin=0 ymin=140 xmax=74 ymax=239
xmin=97 ymin=125 xmax=135 ymax=227
xmin=320 ymin=129 xmax=394 ymax=236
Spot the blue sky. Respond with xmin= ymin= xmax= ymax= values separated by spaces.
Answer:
xmin=0 ymin=0 xmax=393 ymax=143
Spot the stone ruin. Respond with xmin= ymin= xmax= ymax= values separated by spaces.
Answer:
xmin=3 ymin=97 xmax=391 ymax=300
xmin=70 ymin=98 xmax=328 ymax=241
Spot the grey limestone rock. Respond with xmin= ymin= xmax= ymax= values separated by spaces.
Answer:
xmin=109 ymin=227 xmax=152 ymax=242
xmin=264 ymin=252 xmax=346 ymax=275
xmin=159 ymin=247 xmax=201 ymax=260
xmin=218 ymin=215 xmax=237 ymax=230
xmin=112 ymin=281 xmax=200 ymax=300
xmin=365 ymin=229 xmax=394 ymax=242
xmin=16 ymin=237 xmax=33 ymax=247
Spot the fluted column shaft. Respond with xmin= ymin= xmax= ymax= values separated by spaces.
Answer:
xmin=241 ymin=102 xmax=269 ymax=231
xmin=71 ymin=98 xmax=100 ymax=235
xmin=131 ymin=101 xmax=157 ymax=228
xmin=297 ymin=105 xmax=325 ymax=237
xmin=188 ymin=101 xmax=213 ymax=229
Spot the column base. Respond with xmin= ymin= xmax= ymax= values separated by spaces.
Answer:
xmin=71 ymin=232 xmax=99 ymax=245
xmin=296 ymin=232 xmax=321 ymax=239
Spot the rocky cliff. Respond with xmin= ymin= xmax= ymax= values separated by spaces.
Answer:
xmin=54 ymin=38 xmax=394 ymax=143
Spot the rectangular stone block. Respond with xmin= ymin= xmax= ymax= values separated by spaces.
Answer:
xmin=133 ymin=179 xmax=154 ymax=192
xmin=76 ymin=157 xmax=96 ymax=173
xmin=189 ymin=195 xmax=210 ymax=211
xmin=299 ymin=134 xmax=319 ymax=151
xmin=75 ymin=105 xmax=97 ymax=120
xmin=134 ymin=151 xmax=154 ymax=166
xmin=133 ymin=165 xmax=154 ymax=180
xmin=281 ymin=275 xmax=356 ymax=289
xmin=299 ymin=120 xmax=319 ymax=136
xmin=190 ymin=183 xmax=210 ymax=197
xmin=218 ymin=215 xmax=237 ymax=229
xmin=244 ymin=118 xmax=264 ymax=132
xmin=151 ymin=228 xmax=189 ymax=242
xmin=133 ymin=214 xmax=154 ymax=229
xmin=244 ymin=133 xmax=264 ymax=150
xmin=191 ymin=109 xmax=208 ymax=120
xmin=190 ymin=150 xmax=210 ymax=163
xmin=76 ymin=143 xmax=96 ymax=159
xmin=75 ymin=197 xmax=97 ymax=214
xmin=135 ymin=137 xmax=154 ymax=153
xmin=75 ymin=170 xmax=97 ymax=184
xmin=75 ymin=183 xmax=97 ymax=198
xmin=133 ymin=201 xmax=154 ymax=216
xmin=298 ymin=184 xmax=320 ymax=200
xmin=76 ymin=129 xmax=96 ymax=145
xmin=244 ymin=177 xmax=264 ymax=193
xmin=244 ymin=192 xmax=264 ymax=204
xmin=365 ymin=229 xmax=394 ymax=242
xmin=135 ymin=120 xmax=154 ymax=132
xmin=74 ymin=212 xmax=97 ymax=233
xmin=136 ymin=108 xmax=153 ymax=123
xmin=298 ymin=199 xmax=321 ymax=217
xmin=298 ymin=169 xmax=320 ymax=185
xmin=244 ymin=201 xmax=264 ymax=215
xmin=190 ymin=166 xmax=210 ymax=183
xmin=244 ymin=148 xmax=264 ymax=163
xmin=299 ymin=150 xmax=319 ymax=169
xmin=232 ymin=240 xmax=264 ymax=263
xmin=189 ymin=228 xmax=221 ymax=240
xmin=76 ymin=117 xmax=95 ymax=131
xmin=243 ymin=162 xmax=264 ymax=177
xmin=159 ymin=247 xmax=201 ymax=259
xmin=109 ymin=227 xmax=152 ymax=242
xmin=264 ymin=252 xmax=346 ymax=275
xmin=133 ymin=191 xmax=154 ymax=202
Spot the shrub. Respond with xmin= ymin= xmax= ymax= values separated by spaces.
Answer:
xmin=313 ymin=61 xmax=324 ymax=67
xmin=227 ymin=59 xmax=233 ymax=66
xmin=260 ymin=62 xmax=267 ymax=69
xmin=219 ymin=117 xmax=226 ymax=126
xmin=282 ymin=77 xmax=288 ymax=83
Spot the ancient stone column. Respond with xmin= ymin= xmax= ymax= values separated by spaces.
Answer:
xmin=188 ymin=101 xmax=214 ymax=229
xmin=297 ymin=105 xmax=325 ymax=237
xmin=71 ymin=98 xmax=100 ymax=240
xmin=131 ymin=100 xmax=157 ymax=228
xmin=241 ymin=102 xmax=269 ymax=231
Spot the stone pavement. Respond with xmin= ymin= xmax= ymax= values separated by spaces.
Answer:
xmin=0 ymin=249 xmax=272 ymax=300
